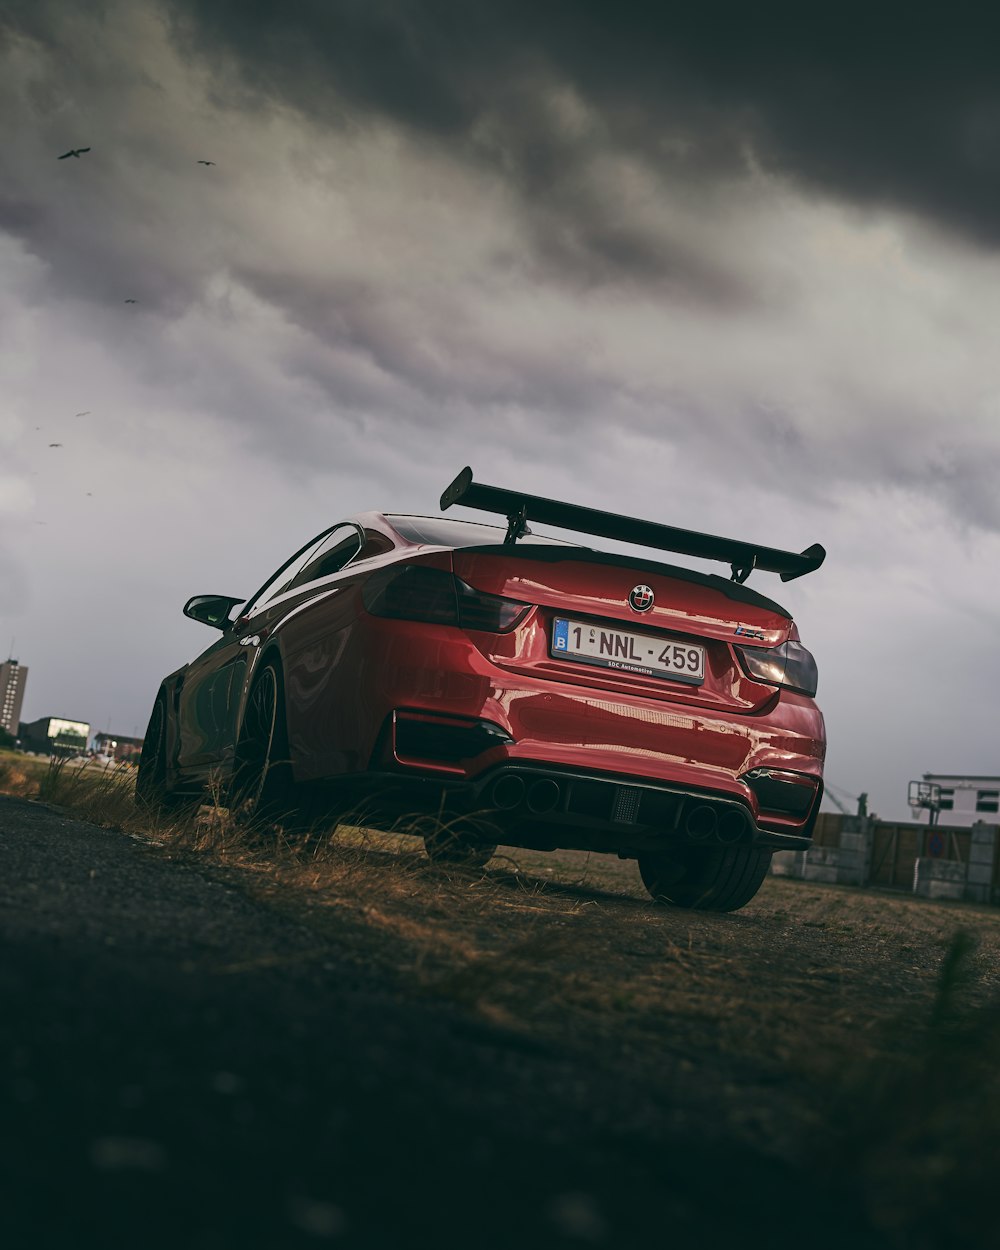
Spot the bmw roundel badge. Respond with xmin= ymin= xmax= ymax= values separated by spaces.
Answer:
xmin=628 ymin=584 xmax=654 ymax=612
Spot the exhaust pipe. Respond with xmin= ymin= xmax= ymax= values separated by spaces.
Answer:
xmin=685 ymin=804 xmax=718 ymax=841
xmin=490 ymin=774 xmax=525 ymax=811
xmin=526 ymin=778 xmax=561 ymax=815
xmin=717 ymin=808 xmax=747 ymax=844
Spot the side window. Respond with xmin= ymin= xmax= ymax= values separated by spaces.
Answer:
xmin=243 ymin=532 xmax=331 ymax=618
xmin=281 ymin=525 xmax=363 ymax=594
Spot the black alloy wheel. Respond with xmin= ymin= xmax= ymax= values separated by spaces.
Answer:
xmin=638 ymin=844 xmax=773 ymax=912
xmin=231 ymin=663 xmax=295 ymax=829
xmin=135 ymin=696 xmax=168 ymax=809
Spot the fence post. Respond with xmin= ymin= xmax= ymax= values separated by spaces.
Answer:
xmin=836 ymin=815 xmax=874 ymax=885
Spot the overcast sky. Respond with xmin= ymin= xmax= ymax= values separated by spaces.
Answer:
xmin=2 ymin=1 xmax=998 ymax=819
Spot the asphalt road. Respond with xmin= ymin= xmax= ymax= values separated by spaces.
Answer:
xmin=0 ymin=795 xmax=874 ymax=1250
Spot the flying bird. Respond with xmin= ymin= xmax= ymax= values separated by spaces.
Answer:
xmin=124 ymin=298 xmax=137 ymax=304
xmin=58 ymin=148 xmax=91 ymax=159
xmin=75 ymin=411 xmax=90 ymax=417
xmin=49 ymin=442 xmax=63 ymax=448
xmin=197 ymin=160 xmax=216 ymax=166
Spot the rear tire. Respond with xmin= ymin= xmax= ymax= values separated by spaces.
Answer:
xmin=638 ymin=844 xmax=772 ymax=912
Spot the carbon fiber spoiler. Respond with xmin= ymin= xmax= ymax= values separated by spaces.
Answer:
xmin=440 ymin=466 xmax=825 ymax=583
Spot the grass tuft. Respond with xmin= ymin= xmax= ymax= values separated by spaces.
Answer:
xmin=822 ymin=931 xmax=1000 ymax=1248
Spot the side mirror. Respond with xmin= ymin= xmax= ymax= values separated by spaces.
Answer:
xmin=183 ymin=594 xmax=245 ymax=630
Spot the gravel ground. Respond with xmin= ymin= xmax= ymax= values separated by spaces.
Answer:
xmin=2 ymin=793 xmax=997 ymax=1249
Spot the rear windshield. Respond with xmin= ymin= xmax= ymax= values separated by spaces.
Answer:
xmin=387 ymin=515 xmax=577 ymax=548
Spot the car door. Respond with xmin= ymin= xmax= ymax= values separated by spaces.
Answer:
xmin=210 ymin=524 xmax=367 ymax=772
xmin=175 ymin=530 xmax=335 ymax=773
xmin=221 ymin=524 xmax=366 ymax=754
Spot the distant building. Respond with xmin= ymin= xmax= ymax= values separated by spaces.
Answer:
xmin=917 ymin=773 xmax=1000 ymax=826
xmin=19 ymin=716 xmax=90 ymax=757
xmin=92 ymin=732 xmax=144 ymax=762
xmin=0 ymin=659 xmax=28 ymax=736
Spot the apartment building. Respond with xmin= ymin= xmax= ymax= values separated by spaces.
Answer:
xmin=0 ymin=659 xmax=28 ymax=736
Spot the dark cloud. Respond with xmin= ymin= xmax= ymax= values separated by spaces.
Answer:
xmin=164 ymin=0 xmax=1000 ymax=253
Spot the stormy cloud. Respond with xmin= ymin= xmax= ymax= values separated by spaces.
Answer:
xmin=161 ymin=1 xmax=1000 ymax=248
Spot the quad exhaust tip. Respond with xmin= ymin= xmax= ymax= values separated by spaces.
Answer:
xmin=717 ymin=808 xmax=748 ymax=843
xmin=492 ymin=773 xmax=560 ymax=814
xmin=685 ymin=805 xmax=718 ymax=841
xmin=526 ymin=778 xmax=561 ymax=814
xmin=491 ymin=774 xmax=526 ymax=810
xmin=685 ymin=804 xmax=748 ymax=843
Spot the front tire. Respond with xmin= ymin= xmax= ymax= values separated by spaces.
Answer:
xmin=638 ymin=844 xmax=772 ymax=912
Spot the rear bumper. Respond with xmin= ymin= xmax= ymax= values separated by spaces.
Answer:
xmin=284 ymin=617 xmax=825 ymax=840
xmin=319 ymin=763 xmax=815 ymax=854
xmin=379 ymin=678 xmax=824 ymax=841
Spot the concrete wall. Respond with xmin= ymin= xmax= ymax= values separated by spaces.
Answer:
xmin=912 ymin=822 xmax=996 ymax=904
xmin=772 ymin=816 xmax=874 ymax=886
xmin=771 ymin=817 xmax=999 ymax=905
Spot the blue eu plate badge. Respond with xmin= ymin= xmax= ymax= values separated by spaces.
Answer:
xmin=553 ymin=619 xmax=569 ymax=651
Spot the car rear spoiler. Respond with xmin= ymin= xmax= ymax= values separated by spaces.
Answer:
xmin=440 ymin=466 xmax=825 ymax=583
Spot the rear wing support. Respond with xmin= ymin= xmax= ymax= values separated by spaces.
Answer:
xmin=440 ymin=466 xmax=825 ymax=583
xmin=504 ymin=502 xmax=530 ymax=545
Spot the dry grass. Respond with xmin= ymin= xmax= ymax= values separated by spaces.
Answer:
xmin=4 ymin=756 xmax=1000 ymax=1245
xmin=0 ymin=750 xmax=50 ymax=797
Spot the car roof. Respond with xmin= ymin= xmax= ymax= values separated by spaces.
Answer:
xmin=380 ymin=512 xmax=579 ymax=548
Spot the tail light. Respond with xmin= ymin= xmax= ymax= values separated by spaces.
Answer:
xmin=735 ymin=640 xmax=818 ymax=696
xmin=363 ymin=566 xmax=530 ymax=632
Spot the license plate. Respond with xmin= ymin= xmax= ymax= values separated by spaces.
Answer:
xmin=551 ymin=617 xmax=706 ymax=684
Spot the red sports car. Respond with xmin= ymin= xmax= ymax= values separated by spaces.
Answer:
xmin=137 ymin=468 xmax=826 ymax=910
